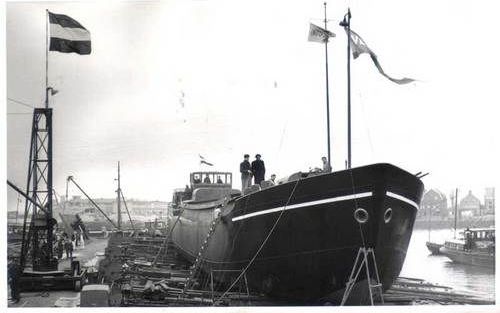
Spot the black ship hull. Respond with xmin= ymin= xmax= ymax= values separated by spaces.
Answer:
xmin=171 ymin=163 xmax=424 ymax=303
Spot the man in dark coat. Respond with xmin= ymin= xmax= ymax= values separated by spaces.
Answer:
xmin=251 ymin=154 xmax=266 ymax=186
xmin=72 ymin=214 xmax=89 ymax=240
xmin=65 ymin=237 xmax=74 ymax=259
xmin=8 ymin=259 xmax=20 ymax=303
xmin=56 ymin=237 xmax=64 ymax=260
xmin=240 ymin=154 xmax=252 ymax=190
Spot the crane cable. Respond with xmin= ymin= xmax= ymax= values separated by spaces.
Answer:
xmin=119 ymin=190 xmax=135 ymax=231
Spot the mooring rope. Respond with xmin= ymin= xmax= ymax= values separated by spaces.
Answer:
xmin=214 ymin=177 xmax=302 ymax=303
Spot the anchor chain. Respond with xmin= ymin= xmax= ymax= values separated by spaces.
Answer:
xmin=181 ymin=207 xmax=222 ymax=295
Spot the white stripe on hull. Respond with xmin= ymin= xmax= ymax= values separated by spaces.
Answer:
xmin=231 ymin=191 xmax=419 ymax=222
xmin=232 ymin=191 xmax=373 ymax=222
xmin=386 ymin=191 xmax=419 ymax=210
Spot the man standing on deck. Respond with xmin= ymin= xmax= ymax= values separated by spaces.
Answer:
xmin=270 ymin=174 xmax=277 ymax=185
xmin=251 ymin=154 xmax=266 ymax=186
xmin=240 ymin=154 xmax=252 ymax=190
xmin=322 ymin=156 xmax=332 ymax=173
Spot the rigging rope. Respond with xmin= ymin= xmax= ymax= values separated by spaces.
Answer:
xmin=7 ymin=97 xmax=34 ymax=109
xmin=119 ymin=190 xmax=135 ymax=231
xmin=215 ymin=177 xmax=302 ymax=303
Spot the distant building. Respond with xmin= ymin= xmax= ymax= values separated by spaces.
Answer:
xmin=60 ymin=195 xmax=115 ymax=215
xmin=420 ymin=189 xmax=448 ymax=218
xmin=484 ymin=187 xmax=495 ymax=215
xmin=7 ymin=211 xmax=19 ymax=219
xmin=127 ymin=199 xmax=169 ymax=218
xmin=459 ymin=190 xmax=481 ymax=217
xmin=57 ymin=196 xmax=169 ymax=221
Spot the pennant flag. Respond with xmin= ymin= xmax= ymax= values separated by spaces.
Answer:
xmin=308 ymin=23 xmax=335 ymax=43
xmin=199 ymin=154 xmax=214 ymax=166
xmin=49 ymin=11 xmax=91 ymax=55
xmin=201 ymin=160 xmax=214 ymax=166
xmin=346 ymin=29 xmax=414 ymax=84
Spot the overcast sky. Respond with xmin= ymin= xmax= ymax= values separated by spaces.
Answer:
xmin=3 ymin=0 xmax=500 ymax=210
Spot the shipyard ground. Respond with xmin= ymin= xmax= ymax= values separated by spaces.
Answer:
xmin=8 ymin=237 xmax=109 ymax=308
xmin=7 ymin=235 xmax=495 ymax=307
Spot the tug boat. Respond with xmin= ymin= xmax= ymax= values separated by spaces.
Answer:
xmin=440 ymin=227 xmax=495 ymax=268
xmin=169 ymin=163 xmax=424 ymax=303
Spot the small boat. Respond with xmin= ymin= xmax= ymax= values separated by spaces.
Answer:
xmin=440 ymin=227 xmax=495 ymax=268
xmin=424 ymin=204 xmax=443 ymax=255
xmin=426 ymin=188 xmax=459 ymax=255
xmin=425 ymin=241 xmax=443 ymax=255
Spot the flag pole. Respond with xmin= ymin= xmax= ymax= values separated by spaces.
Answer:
xmin=323 ymin=2 xmax=332 ymax=167
xmin=340 ymin=8 xmax=352 ymax=168
xmin=45 ymin=9 xmax=49 ymax=109
xmin=346 ymin=9 xmax=351 ymax=169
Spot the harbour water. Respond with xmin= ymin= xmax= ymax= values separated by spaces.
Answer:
xmin=401 ymin=228 xmax=495 ymax=301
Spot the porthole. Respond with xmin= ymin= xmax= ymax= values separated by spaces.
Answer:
xmin=354 ymin=208 xmax=369 ymax=224
xmin=384 ymin=208 xmax=393 ymax=223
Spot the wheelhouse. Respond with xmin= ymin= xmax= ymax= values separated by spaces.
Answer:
xmin=190 ymin=171 xmax=232 ymax=189
xmin=445 ymin=227 xmax=495 ymax=252
xmin=169 ymin=172 xmax=238 ymax=211
xmin=459 ymin=228 xmax=495 ymax=241
xmin=444 ymin=239 xmax=465 ymax=251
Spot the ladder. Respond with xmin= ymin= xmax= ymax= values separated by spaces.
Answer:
xmin=181 ymin=209 xmax=222 ymax=295
xmin=152 ymin=207 xmax=184 ymax=266
xmin=341 ymin=247 xmax=384 ymax=306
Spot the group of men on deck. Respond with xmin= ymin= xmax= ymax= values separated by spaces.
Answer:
xmin=239 ymin=154 xmax=332 ymax=190
xmin=240 ymin=154 xmax=267 ymax=190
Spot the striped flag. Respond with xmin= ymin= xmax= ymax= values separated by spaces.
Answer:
xmin=308 ymin=23 xmax=335 ymax=43
xmin=199 ymin=155 xmax=214 ymax=166
xmin=346 ymin=29 xmax=414 ymax=85
xmin=49 ymin=11 xmax=91 ymax=55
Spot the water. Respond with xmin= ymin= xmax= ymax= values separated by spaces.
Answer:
xmin=401 ymin=229 xmax=495 ymax=301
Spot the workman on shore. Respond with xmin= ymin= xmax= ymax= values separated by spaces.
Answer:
xmin=8 ymin=259 xmax=20 ymax=303
xmin=56 ymin=237 xmax=64 ymax=260
xmin=65 ymin=237 xmax=73 ymax=259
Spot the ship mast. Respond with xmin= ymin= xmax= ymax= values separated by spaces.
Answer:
xmin=340 ymin=9 xmax=352 ymax=168
xmin=116 ymin=161 xmax=122 ymax=230
xmin=453 ymin=188 xmax=458 ymax=239
xmin=428 ymin=199 xmax=432 ymax=242
xmin=323 ymin=2 xmax=332 ymax=166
